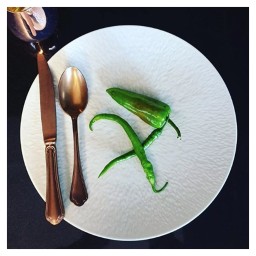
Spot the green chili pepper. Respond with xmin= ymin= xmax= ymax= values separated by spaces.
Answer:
xmin=107 ymin=87 xmax=181 ymax=138
xmin=89 ymin=113 xmax=168 ymax=193
xmin=98 ymin=125 xmax=165 ymax=178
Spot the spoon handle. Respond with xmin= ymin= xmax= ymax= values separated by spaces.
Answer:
xmin=70 ymin=118 xmax=88 ymax=206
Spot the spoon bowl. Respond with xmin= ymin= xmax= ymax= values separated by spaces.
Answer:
xmin=59 ymin=67 xmax=88 ymax=117
xmin=59 ymin=67 xmax=88 ymax=206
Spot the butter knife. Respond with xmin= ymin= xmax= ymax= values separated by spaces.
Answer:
xmin=37 ymin=52 xmax=64 ymax=225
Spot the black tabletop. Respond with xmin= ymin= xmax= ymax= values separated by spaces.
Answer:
xmin=7 ymin=7 xmax=249 ymax=249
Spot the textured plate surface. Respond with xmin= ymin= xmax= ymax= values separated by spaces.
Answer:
xmin=20 ymin=25 xmax=237 ymax=240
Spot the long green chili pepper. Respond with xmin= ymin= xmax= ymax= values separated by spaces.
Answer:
xmin=89 ymin=114 xmax=168 ymax=193
xmin=107 ymin=87 xmax=181 ymax=138
xmin=98 ymin=124 xmax=165 ymax=178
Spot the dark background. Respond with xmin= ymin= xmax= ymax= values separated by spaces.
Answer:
xmin=7 ymin=7 xmax=249 ymax=249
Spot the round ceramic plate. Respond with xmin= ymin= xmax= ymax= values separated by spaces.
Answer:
xmin=20 ymin=25 xmax=237 ymax=240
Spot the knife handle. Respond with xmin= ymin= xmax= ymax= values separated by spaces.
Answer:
xmin=45 ymin=142 xmax=65 ymax=225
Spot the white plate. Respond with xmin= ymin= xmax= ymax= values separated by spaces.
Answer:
xmin=20 ymin=25 xmax=237 ymax=241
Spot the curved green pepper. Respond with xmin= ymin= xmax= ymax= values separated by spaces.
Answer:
xmin=107 ymin=87 xmax=181 ymax=138
xmin=89 ymin=114 xmax=168 ymax=193
xmin=98 ymin=125 xmax=165 ymax=178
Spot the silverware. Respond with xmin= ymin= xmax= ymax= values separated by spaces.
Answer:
xmin=58 ymin=67 xmax=88 ymax=206
xmin=37 ymin=52 xmax=64 ymax=224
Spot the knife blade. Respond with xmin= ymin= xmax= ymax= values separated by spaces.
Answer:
xmin=37 ymin=51 xmax=64 ymax=225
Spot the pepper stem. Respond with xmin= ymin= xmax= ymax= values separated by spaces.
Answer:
xmin=168 ymin=118 xmax=181 ymax=138
xmin=152 ymin=181 xmax=169 ymax=193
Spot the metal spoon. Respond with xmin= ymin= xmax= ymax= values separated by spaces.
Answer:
xmin=58 ymin=67 xmax=88 ymax=206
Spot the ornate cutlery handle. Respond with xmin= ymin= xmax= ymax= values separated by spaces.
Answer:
xmin=70 ymin=117 xmax=88 ymax=206
xmin=45 ymin=142 xmax=64 ymax=225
